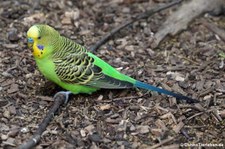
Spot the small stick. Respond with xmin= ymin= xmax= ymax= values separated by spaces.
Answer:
xmin=89 ymin=0 xmax=183 ymax=52
xmin=146 ymin=137 xmax=175 ymax=149
xmin=18 ymin=93 xmax=66 ymax=149
xmin=180 ymin=128 xmax=192 ymax=140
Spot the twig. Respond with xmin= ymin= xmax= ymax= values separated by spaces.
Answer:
xmin=18 ymin=93 xmax=66 ymax=149
xmin=186 ymin=109 xmax=215 ymax=121
xmin=146 ymin=137 xmax=175 ymax=149
xmin=186 ymin=112 xmax=204 ymax=121
xmin=180 ymin=128 xmax=192 ymax=140
xmin=178 ymin=104 xmax=204 ymax=112
xmin=6 ymin=51 xmax=28 ymax=74
xmin=89 ymin=0 xmax=183 ymax=52
xmin=112 ymin=95 xmax=144 ymax=101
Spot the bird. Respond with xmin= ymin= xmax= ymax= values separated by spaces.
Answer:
xmin=27 ymin=24 xmax=198 ymax=103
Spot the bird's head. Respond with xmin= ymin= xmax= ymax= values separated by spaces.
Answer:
xmin=27 ymin=24 xmax=59 ymax=59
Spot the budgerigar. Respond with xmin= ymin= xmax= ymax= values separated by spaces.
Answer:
xmin=27 ymin=24 xmax=198 ymax=103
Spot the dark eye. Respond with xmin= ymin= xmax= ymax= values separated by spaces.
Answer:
xmin=38 ymin=36 xmax=41 ymax=39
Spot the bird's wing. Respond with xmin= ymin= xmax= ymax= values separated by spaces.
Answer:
xmin=53 ymin=52 xmax=133 ymax=89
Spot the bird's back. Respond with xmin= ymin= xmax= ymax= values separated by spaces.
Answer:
xmin=51 ymin=36 xmax=136 ymax=89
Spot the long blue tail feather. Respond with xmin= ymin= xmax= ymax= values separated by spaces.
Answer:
xmin=135 ymin=81 xmax=198 ymax=103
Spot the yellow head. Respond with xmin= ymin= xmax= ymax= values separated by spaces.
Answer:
xmin=27 ymin=24 xmax=59 ymax=58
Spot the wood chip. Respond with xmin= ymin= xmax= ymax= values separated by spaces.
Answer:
xmin=219 ymin=110 xmax=225 ymax=118
xmin=172 ymin=121 xmax=184 ymax=133
xmin=7 ymin=83 xmax=19 ymax=94
xmin=99 ymin=104 xmax=111 ymax=111
xmin=155 ymin=119 xmax=168 ymax=131
xmin=136 ymin=125 xmax=150 ymax=134
xmin=150 ymin=128 xmax=164 ymax=137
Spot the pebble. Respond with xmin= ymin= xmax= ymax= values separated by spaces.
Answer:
xmin=130 ymin=125 xmax=136 ymax=131
xmin=8 ymin=28 xmax=19 ymax=42
xmin=88 ymin=133 xmax=102 ymax=142
xmin=25 ymin=73 xmax=33 ymax=79
xmin=20 ymin=127 xmax=29 ymax=133
xmin=3 ymin=110 xmax=10 ymax=119
xmin=80 ymin=129 xmax=86 ymax=137
xmin=1 ymin=134 xmax=8 ymax=140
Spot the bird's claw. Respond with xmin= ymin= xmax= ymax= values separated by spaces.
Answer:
xmin=53 ymin=91 xmax=71 ymax=104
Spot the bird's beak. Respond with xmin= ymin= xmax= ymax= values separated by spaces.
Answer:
xmin=27 ymin=37 xmax=34 ymax=48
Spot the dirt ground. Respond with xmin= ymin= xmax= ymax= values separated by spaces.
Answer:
xmin=0 ymin=0 xmax=225 ymax=148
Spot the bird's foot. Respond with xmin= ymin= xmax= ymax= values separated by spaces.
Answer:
xmin=53 ymin=91 xmax=72 ymax=104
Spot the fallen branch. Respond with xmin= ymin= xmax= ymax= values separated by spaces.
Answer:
xmin=152 ymin=0 xmax=225 ymax=48
xmin=18 ymin=93 xmax=66 ymax=149
xmin=89 ymin=0 xmax=183 ymax=52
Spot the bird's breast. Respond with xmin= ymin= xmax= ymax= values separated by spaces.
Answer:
xmin=35 ymin=56 xmax=61 ymax=84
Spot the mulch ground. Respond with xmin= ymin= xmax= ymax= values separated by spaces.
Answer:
xmin=0 ymin=0 xmax=225 ymax=148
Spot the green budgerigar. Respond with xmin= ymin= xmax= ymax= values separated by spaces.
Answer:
xmin=27 ymin=24 xmax=197 ymax=103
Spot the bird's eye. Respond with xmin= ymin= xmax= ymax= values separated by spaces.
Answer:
xmin=38 ymin=36 xmax=41 ymax=39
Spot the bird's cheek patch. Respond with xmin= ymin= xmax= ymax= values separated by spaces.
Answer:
xmin=33 ymin=44 xmax=44 ymax=58
xmin=37 ymin=44 xmax=44 ymax=55
xmin=37 ymin=44 xmax=44 ymax=50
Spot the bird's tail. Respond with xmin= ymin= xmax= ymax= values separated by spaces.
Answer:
xmin=134 ymin=81 xmax=198 ymax=103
